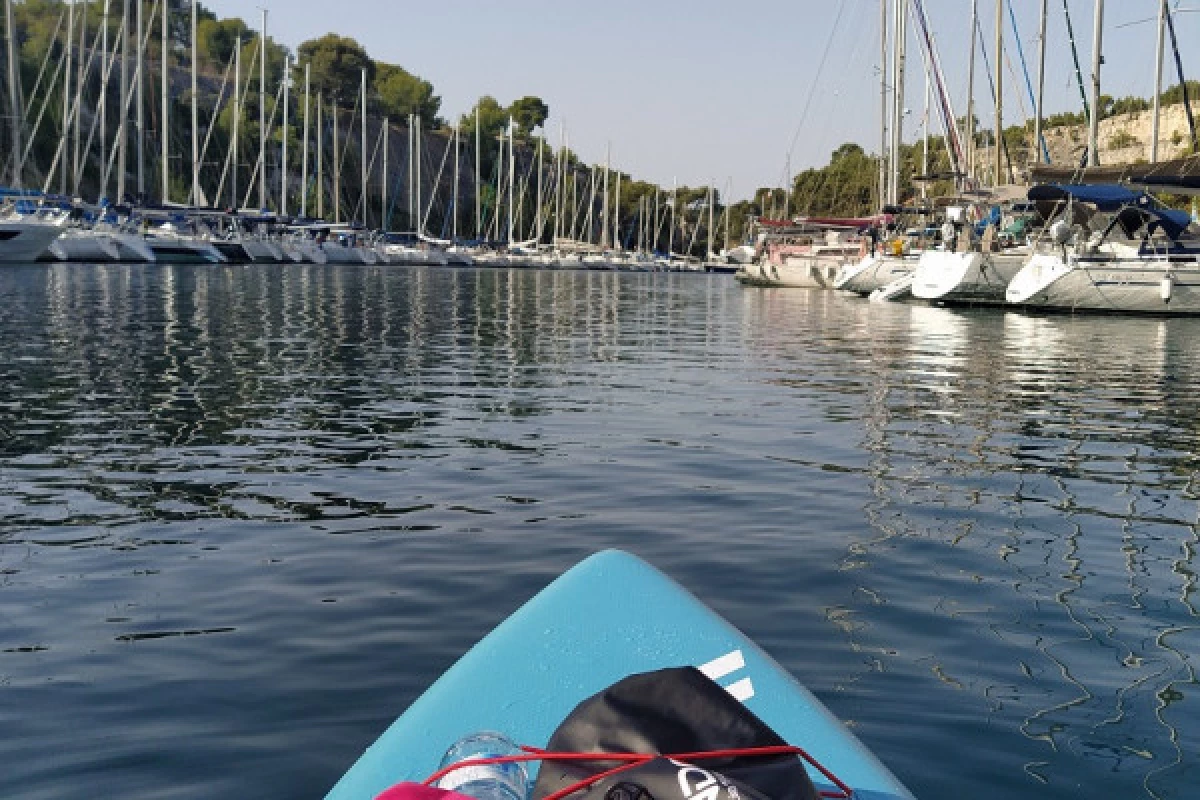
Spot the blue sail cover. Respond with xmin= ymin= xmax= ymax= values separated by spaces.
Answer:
xmin=1027 ymin=184 xmax=1143 ymax=211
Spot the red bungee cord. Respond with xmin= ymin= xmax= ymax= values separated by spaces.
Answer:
xmin=420 ymin=744 xmax=854 ymax=800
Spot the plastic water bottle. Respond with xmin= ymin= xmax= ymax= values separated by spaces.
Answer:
xmin=436 ymin=732 xmax=529 ymax=800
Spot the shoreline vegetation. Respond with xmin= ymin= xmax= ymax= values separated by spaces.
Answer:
xmin=4 ymin=1 xmax=1197 ymax=247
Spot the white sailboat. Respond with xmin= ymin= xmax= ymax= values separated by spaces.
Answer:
xmin=1006 ymin=184 xmax=1200 ymax=313
xmin=912 ymin=249 xmax=1028 ymax=304
xmin=908 ymin=194 xmax=1035 ymax=304
xmin=738 ymin=228 xmax=866 ymax=288
xmin=0 ymin=205 xmax=68 ymax=261
xmin=0 ymin=0 xmax=65 ymax=261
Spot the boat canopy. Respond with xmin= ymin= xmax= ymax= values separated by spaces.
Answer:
xmin=1112 ymin=204 xmax=1194 ymax=242
xmin=1027 ymin=184 xmax=1143 ymax=211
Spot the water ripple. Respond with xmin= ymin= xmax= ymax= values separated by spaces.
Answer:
xmin=2 ymin=266 xmax=1200 ymax=800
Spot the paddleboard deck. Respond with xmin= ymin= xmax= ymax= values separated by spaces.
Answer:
xmin=326 ymin=550 xmax=915 ymax=800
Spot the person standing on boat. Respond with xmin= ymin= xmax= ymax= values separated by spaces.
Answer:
xmin=941 ymin=219 xmax=956 ymax=253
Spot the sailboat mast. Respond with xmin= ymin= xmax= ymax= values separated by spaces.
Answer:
xmin=570 ymin=166 xmax=579 ymax=242
xmin=965 ymin=0 xmax=977 ymax=186
xmin=507 ymin=117 xmax=514 ymax=245
xmin=534 ymin=136 xmax=543 ymax=243
xmin=474 ymin=110 xmax=481 ymax=239
xmin=136 ymin=0 xmax=144 ymax=199
xmin=1034 ymin=0 xmax=1048 ymax=164
xmin=416 ymin=114 xmax=422 ymax=236
xmin=452 ymin=125 xmax=459 ymax=241
xmin=1151 ymin=0 xmax=1166 ymax=163
xmin=652 ymin=188 xmax=659 ymax=253
xmin=878 ymin=0 xmax=888 ymax=210
xmin=231 ymin=34 xmax=239 ymax=208
xmin=118 ymin=0 xmax=129 ymax=200
xmin=259 ymin=8 xmax=267 ymax=209
xmin=1087 ymin=0 xmax=1103 ymax=167
xmin=161 ymin=0 xmax=168 ymax=202
xmin=554 ymin=124 xmax=564 ymax=244
xmin=190 ymin=1 xmax=198 ymax=206
xmin=707 ymin=184 xmax=714 ymax=257
xmin=723 ymin=180 xmax=730 ymax=252
xmin=61 ymin=0 xmax=74 ymax=195
xmin=360 ymin=67 xmax=366 ymax=225
xmin=613 ymin=169 xmax=621 ymax=251
xmin=583 ymin=166 xmax=596 ymax=244
xmin=302 ymin=63 xmax=310 ymax=214
xmin=407 ymin=114 xmax=413 ymax=228
xmin=115 ymin=0 xmax=127 ymax=199
xmin=667 ymin=178 xmax=676 ymax=259
xmin=993 ymin=0 xmax=1003 ymax=185
xmin=332 ymin=97 xmax=340 ymax=222
xmin=889 ymin=0 xmax=906 ymax=205
xmin=316 ymin=91 xmax=323 ymax=218
xmin=382 ymin=117 xmax=388 ymax=230
xmin=601 ymin=143 xmax=609 ymax=248
xmin=100 ymin=0 xmax=109 ymax=196
xmin=5 ymin=0 xmax=20 ymax=186
xmin=72 ymin=0 xmax=87 ymax=189
xmin=280 ymin=56 xmax=289 ymax=216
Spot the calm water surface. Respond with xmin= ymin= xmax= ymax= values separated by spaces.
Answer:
xmin=1 ymin=263 xmax=1198 ymax=800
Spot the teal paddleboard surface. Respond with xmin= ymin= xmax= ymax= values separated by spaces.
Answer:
xmin=326 ymin=550 xmax=914 ymax=800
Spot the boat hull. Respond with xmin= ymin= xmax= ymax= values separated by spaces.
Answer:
xmin=146 ymin=238 xmax=226 ymax=263
xmin=737 ymin=256 xmax=843 ymax=288
xmin=241 ymin=239 xmax=283 ymax=263
xmin=912 ymin=250 xmax=1026 ymax=304
xmin=325 ymin=550 xmax=914 ymax=800
xmin=0 ymin=220 xmax=65 ymax=262
xmin=108 ymin=233 xmax=157 ymax=262
xmin=835 ymin=254 xmax=915 ymax=295
xmin=1007 ymin=252 xmax=1200 ymax=313
xmin=48 ymin=232 xmax=122 ymax=262
xmin=213 ymin=241 xmax=251 ymax=263
xmin=321 ymin=243 xmax=364 ymax=264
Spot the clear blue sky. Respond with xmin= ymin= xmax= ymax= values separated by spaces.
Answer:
xmin=204 ymin=0 xmax=1199 ymax=201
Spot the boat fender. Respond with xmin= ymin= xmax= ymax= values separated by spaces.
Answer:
xmin=1161 ymin=274 xmax=1173 ymax=303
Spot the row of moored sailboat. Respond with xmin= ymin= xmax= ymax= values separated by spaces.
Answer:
xmin=736 ymin=181 xmax=1200 ymax=314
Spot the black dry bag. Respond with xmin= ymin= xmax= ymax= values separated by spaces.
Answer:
xmin=530 ymin=667 xmax=819 ymax=800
